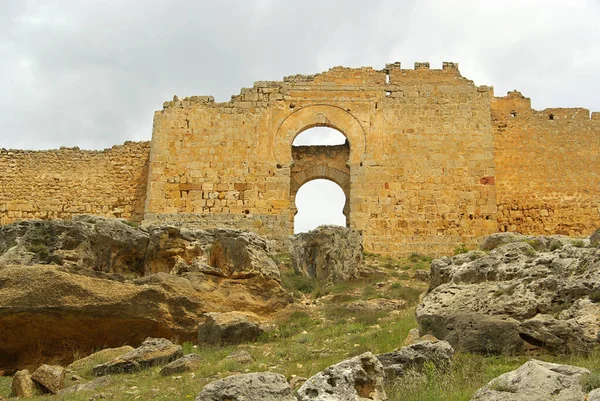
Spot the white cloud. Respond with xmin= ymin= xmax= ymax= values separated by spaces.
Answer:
xmin=1 ymin=0 xmax=599 ymax=228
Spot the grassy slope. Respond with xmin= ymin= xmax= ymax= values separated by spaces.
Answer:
xmin=0 ymin=253 xmax=598 ymax=400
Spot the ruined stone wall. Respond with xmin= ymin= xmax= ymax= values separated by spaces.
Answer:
xmin=492 ymin=91 xmax=600 ymax=236
xmin=0 ymin=141 xmax=149 ymax=225
xmin=145 ymin=62 xmax=497 ymax=256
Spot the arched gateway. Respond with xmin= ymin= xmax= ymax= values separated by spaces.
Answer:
xmin=137 ymin=63 xmax=600 ymax=256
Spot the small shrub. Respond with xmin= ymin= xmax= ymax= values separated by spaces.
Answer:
xmin=280 ymin=271 xmax=317 ymax=296
xmin=454 ymin=244 xmax=469 ymax=255
xmin=581 ymin=373 xmax=600 ymax=392
xmin=571 ymin=240 xmax=585 ymax=248
xmin=589 ymin=291 xmax=600 ymax=303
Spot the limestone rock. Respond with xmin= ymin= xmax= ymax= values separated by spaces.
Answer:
xmin=225 ymin=350 xmax=254 ymax=364
xmin=470 ymin=360 xmax=590 ymax=401
xmin=11 ymin=369 xmax=36 ymax=398
xmin=31 ymin=364 xmax=66 ymax=394
xmin=68 ymin=346 xmax=135 ymax=373
xmin=195 ymin=372 xmax=296 ymax=401
xmin=0 ymin=216 xmax=148 ymax=275
xmin=377 ymin=340 xmax=454 ymax=381
xmin=289 ymin=225 xmax=363 ymax=283
xmin=146 ymin=226 xmax=280 ymax=280
xmin=297 ymin=352 xmax=387 ymax=401
xmin=159 ymin=354 xmax=202 ymax=376
xmin=0 ymin=259 xmax=288 ymax=372
xmin=479 ymin=232 xmax=531 ymax=251
xmin=93 ymin=338 xmax=182 ymax=376
xmin=417 ymin=233 xmax=600 ymax=355
xmin=198 ymin=312 xmax=265 ymax=344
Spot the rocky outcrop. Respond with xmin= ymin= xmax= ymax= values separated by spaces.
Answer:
xmin=289 ymin=225 xmax=363 ymax=283
xmin=417 ymin=233 xmax=600 ymax=355
xmin=195 ymin=372 xmax=296 ymax=401
xmin=92 ymin=338 xmax=182 ymax=376
xmin=0 ymin=217 xmax=290 ymax=372
xmin=0 ymin=216 xmax=148 ymax=276
xmin=198 ymin=312 xmax=266 ymax=344
xmin=470 ymin=360 xmax=591 ymax=401
xmin=159 ymin=354 xmax=202 ymax=376
xmin=297 ymin=352 xmax=386 ymax=401
xmin=377 ymin=340 xmax=453 ymax=381
xmin=145 ymin=225 xmax=280 ymax=280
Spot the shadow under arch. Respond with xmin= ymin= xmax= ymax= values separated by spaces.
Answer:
xmin=293 ymin=178 xmax=348 ymax=233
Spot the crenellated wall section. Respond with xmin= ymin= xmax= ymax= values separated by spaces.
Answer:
xmin=492 ymin=91 xmax=600 ymax=236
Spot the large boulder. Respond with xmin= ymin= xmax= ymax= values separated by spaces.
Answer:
xmin=159 ymin=354 xmax=202 ymax=376
xmin=198 ymin=312 xmax=266 ymax=344
xmin=470 ymin=360 xmax=590 ymax=401
xmin=195 ymin=372 xmax=296 ymax=401
xmin=0 ymin=218 xmax=290 ymax=372
xmin=0 ymin=216 xmax=148 ymax=275
xmin=31 ymin=364 xmax=66 ymax=394
xmin=376 ymin=340 xmax=454 ymax=381
xmin=145 ymin=226 xmax=280 ymax=280
xmin=289 ymin=225 xmax=363 ymax=283
xmin=92 ymin=338 xmax=182 ymax=376
xmin=417 ymin=233 xmax=600 ymax=355
xmin=67 ymin=346 xmax=135 ymax=372
xmin=297 ymin=352 xmax=387 ymax=401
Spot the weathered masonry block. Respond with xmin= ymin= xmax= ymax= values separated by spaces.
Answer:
xmin=1 ymin=63 xmax=599 ymax=256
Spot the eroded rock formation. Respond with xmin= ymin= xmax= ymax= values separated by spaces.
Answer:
xmin=289 ymin=225 xmax=363 ymax=283
xmin=0 ymin=217 xmax=290 ymax=372
xmin=417 ymin=232 xmax=600 ymax=354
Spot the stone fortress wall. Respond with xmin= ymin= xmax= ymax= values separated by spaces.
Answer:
xmin=0 ymin=142 xmax=150 ymax=225
xmin=0 ymin=62 xmax=598 ymax=256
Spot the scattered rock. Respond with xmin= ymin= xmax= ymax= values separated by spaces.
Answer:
xmin=159 ymin=354 xmax=202 ymax=376
xmin=195 ymin=372 xmax=296 ymax=401
xmin=417 ymin=233 xmax=600 ymax=355
xmin=297 ymin=352 xmax=386 ymax=401
xmin=377 ymin=340 xmax=454 ymax=381
xmin=68 ymin=346 xmax=135 ymax=372
xmin=58 ymin=376 xmax=112 ymax=395
xmin=11 ymin=369 xmax=36 ymax=398
xmin=198 ymin=312 xmax=266 ymax=344
xmin=289 ymin=225 xmax=363 ymax=283
xmin=93 ymin=338 xmax=182 ymax=376
xmin=225 ymin=350 xmax=254 ymax=364
xmin=470 ymin=360 xmax=590 ymax=401
xmin=31 ymin=364 xmax=66 ymax=394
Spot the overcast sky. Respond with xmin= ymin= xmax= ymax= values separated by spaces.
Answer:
xmin=2 ymin=0 xmax=599 ymax=232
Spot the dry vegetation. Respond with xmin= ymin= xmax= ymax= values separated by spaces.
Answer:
xmin=1 ymin=253 xmax=599 ymax=400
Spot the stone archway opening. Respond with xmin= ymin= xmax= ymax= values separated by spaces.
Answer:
xmin=293 ymin=179 xmax=347 ymax=233
xmin=290 ymin=126 xmax=351 ymax=233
